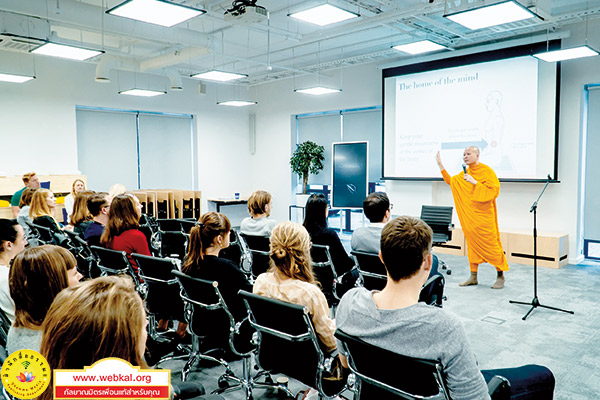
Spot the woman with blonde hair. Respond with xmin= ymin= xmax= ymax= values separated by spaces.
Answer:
xmin=7 ymin=245 xmax=82 ymax=354
xmin=39 ymin=276 xmax=208 ymax=400
xmin=253 ymin=222 xmax=339 ymax=356
xmin=182 ymin=212 xmax=251 ymax=321
xmin=240 ymin=190 xmax=277 ymax=237
xmin=64 ymin=179 xmax=86 ymax=222
xmin=69 ymin=190 xmax=95 ymax=236
xmin=29 ymin=188 xmax=64 ymax=234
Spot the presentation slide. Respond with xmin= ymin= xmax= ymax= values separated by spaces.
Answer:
xmin=383 ymin=52 xmax=558 ymax=181
xmin=332 ymin=142 xmax=368 ymax=209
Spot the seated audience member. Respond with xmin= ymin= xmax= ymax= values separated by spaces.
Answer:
xmin=69 ymin=190 xmax=95 ymax=236
xmin=64 ymin=179 xmax=86 ymax=223
xmin=10 ymin=172 xmax=41 ymax=217
xmin=183 ymin=212 xmax=252 ymax=322
xmin=253 ymin=222 xmax=347 ymax=371
xmin=303 ymin=194 xmax=355 ymax=278
xmin=7 ymin=245 xmax=82 ymax=354
xmin=100 ymin=194 xmax=150 ymax=274
xmin=16 ymin=188 xmax=37 ymax=238
xmin=351 ymin=192 xmax=391 ymax=253
xmin=29 ymin=189 xmax=65 ymax=235
xmin=108 ymin=183 xmax=127 ymax=199
xmin=39 ymin=276 xmax=207 ymax=400
xmin=84 ymin=192 xmax=110 ymax=247
xmin=240 ymin=190 xmax=277 ymax=237
xmin=336 ymin=216 xmax=555 ymax=400
xmin=0 ymin=219 xmax=27 ymax=323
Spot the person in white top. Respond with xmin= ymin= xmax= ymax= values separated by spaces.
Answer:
xmin=240 ymin=190 xmax=278 ymax=237
xmin=64 ymin=179 xmax=86 ymax=223
xmin=0 ymin=219 xmax=28 ymax=323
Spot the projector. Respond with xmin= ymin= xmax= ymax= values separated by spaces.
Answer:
xmin=224 ymin=1 xmax=268 ymax=25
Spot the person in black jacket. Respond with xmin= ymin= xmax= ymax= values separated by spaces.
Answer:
xmin=303 ymin=194 xmax=357 ymax=293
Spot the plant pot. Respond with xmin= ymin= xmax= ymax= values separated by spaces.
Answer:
xmin=296 ymin=193 xmax=310 ymax=207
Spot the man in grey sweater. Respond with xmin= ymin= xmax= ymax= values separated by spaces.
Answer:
xmin=336 ymin=216 xmax=555 ymax=399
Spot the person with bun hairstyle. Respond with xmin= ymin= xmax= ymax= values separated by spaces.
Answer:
xmin=7 ymin=245 xmax=82 ymax=354
xmin=182 ymin=212 xmax=252 ymax=321
xmin=253 ymin=221 xmax=346 ymax=368
xmin=0 ymin=219 xmax=27 ymax=323
xmin=240 ymin=190 xmax=277 ymax=237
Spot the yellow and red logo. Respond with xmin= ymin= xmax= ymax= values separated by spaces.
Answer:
xmin=1 ymin=350 xmax=51 ymax=399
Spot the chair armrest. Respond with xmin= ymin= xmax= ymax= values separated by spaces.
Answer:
xmin=487 ymin=375 xmax=510 ymax=399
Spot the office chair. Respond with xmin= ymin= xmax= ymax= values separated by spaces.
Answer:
xmin=420 ymin=206 xmax=454 ymax=275
xmin=90 ymin=245 xmax=147 ymax=299
xmin=238 ymin=233 xmax=271 ymax=279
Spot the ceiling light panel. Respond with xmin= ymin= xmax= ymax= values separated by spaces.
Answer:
xmin=445 ymin=1 xmax=536 ymax=30
xmin=289 ymin=4 xmax=359 ymax=27
xmin=0 ymin=73 xmax=35 ymax=83
xmin=392 ymin=40 xmax=448 ymax=55
xmin=533 ymin=45 xmax=599 ymax=62
xmin=191 ymin=70 xmax=247 ymax=82
xmin=294 ymin=87 xmax=342 ymax=95
xmin=217 ymin=100 xmax=258 ymax=106
xmin=31 ymin=43 xmax=102 ymax=61
xmin=107 ymin=0 xmax=205 ymax=28
xmin=119 ymin=88 xmax=166 ymax=97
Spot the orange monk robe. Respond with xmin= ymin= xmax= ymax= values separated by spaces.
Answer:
xmin=441 ymin=163 xmax=509 ymax=271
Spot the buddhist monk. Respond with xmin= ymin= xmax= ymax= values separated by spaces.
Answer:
xmin=435 ymin=146 xmax=509 ymax=289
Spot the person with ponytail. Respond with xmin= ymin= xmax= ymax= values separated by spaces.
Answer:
xmin=182 ymin=212 xmax=251 ymax=321
xmin=253 ymin=221 xmax=339 ymax=357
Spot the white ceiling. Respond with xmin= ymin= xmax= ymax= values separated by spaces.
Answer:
xmin=0 ymin=0 xmax=599 ymax=88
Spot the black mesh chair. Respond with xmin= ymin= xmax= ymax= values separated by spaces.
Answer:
xmin=64 ymin=232 xmax=100 ymax=279
xmin=158 ymin=218 xmax=184 ymax=232
xmin=219 ymin=230 xmax=250 ymax=277
xmin=160 ymin=231 xmax=189 ymax=260
xmin=0 ymin=308 xmax=11 ymax=349
xmin=420 ymin=206 xmax=454 ymax=275
xmin=31 ymin=223 xmax=67 ymax=246
xmin=90 ymin=246 xmax=147 ymax=298
xmin=239 ymin=290 xmax=349 ymax=399
xmin=335 ymin=329 xmax=510 ymax=400
xmin=238 ymin=233 xmax=271 ymax=279
xmin=131 ymin=254 xmax=183 ymax=342
xmin=351 ymin=250 xmax=387 ymax=291
xmin=310 ymin=244 xmax=342 ymax=307
xmin=172 ymin=271 xmax=280 ymax=398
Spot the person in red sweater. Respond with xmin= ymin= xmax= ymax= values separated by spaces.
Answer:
xmin=100 ymin=194 xmax=150 ymax=274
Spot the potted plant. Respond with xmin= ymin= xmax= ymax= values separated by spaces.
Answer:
xmin=290 ymin=141 xmax=325 ymax=201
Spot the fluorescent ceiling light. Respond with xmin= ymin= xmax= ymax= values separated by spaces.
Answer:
xmin=392 ymin=40 xmax=448 ymax=55
xmin=0 ymin=73 xmax=35 ymax=83
xmin=107 ymin=0 xmax=205 ymax=27
xmin=289 ymin=4 xmax=359 ymax=26
xmin=217 ymin=100 xmax=258 ymax=107
xmin=191 ymin=70 xmax=247 ymax=82
xmin=294 ymin=86 xmax=342 ymax=95
xmin=31 ymin=43 xmax=103 ymax=61
xmin=445 ymin=1 xmax=536 ymax=30
xmin=533 ymin=45 xmax=599 ymax=62
xmin=119 ymin=88 xmax=166 ymax=97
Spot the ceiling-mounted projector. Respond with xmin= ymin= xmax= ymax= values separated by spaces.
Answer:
xmin=224 ymin=0 xmax=268 ymax=25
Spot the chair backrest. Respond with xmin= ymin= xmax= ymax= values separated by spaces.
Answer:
xmin=90 ymin=246 xmax=146 ymax=297
xmin=31 ymin=223 xmax=57 ymax=245
xmin=420 ymin=206 xmax=453 ymax=244
xmin=239 ymin=290 xmax=336 ymax=395
xmin=158 ymin=218 xmax=183 ymax=232
xmin=351 ymin=250 xmax=387 ymax=291
xmin=219 ymin=229 xmax=244 ymax=266
xmin=0 ymin=308 xmax=11 ymax=349
xmin=178 ymin=219 xmax=196 ymax=234
xmin=160 ymin=231 xmax=188 ymax=260
xmin=335 ymin=329 xmax=449 ymax=400
xmin=132 ymin=254 xmax=182 ymax=320
xmin=66 ymin=233 xmax=99 ymax=279
xmin=238 ymin=233 xmax=271 ymax=278
xmin=172 ymin=270 xmax=251 ymax=356
xmin=310 ymin=244 xmax=339 ymax=306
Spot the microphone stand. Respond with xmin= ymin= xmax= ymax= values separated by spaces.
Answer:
xmin=509 ymin=175 xmax=574 ymax=320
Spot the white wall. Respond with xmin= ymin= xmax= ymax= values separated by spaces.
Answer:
xmin=254 ymin=19 xmax=600 ymax=264
xmin=0 ymin=54 xmax=255 ymax=212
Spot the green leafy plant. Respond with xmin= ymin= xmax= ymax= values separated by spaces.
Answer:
xmin=290 ymin=140 xmax=325 ymax=194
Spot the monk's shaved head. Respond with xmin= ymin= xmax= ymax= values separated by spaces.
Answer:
xmin=466 ymin=146 xmax=480 ymax=156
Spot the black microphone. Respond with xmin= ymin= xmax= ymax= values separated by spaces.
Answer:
xmin=462 ymin=164 xmax=467 ymax=174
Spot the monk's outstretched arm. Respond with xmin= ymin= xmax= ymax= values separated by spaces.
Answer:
xmin=436 ymin=151 xmax=451 ymax=185
xmin=441 ymin=169 xmax=452 ymax=185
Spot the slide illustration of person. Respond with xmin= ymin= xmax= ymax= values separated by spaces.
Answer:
xmin=435 ymin=146 xmax=509 ymax=289
xmin=483 ymin=90 xmax=504 ymax=166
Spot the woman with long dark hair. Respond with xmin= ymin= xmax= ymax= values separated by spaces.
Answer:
xmin=182 ymin=212 xmax=251 ymax=320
